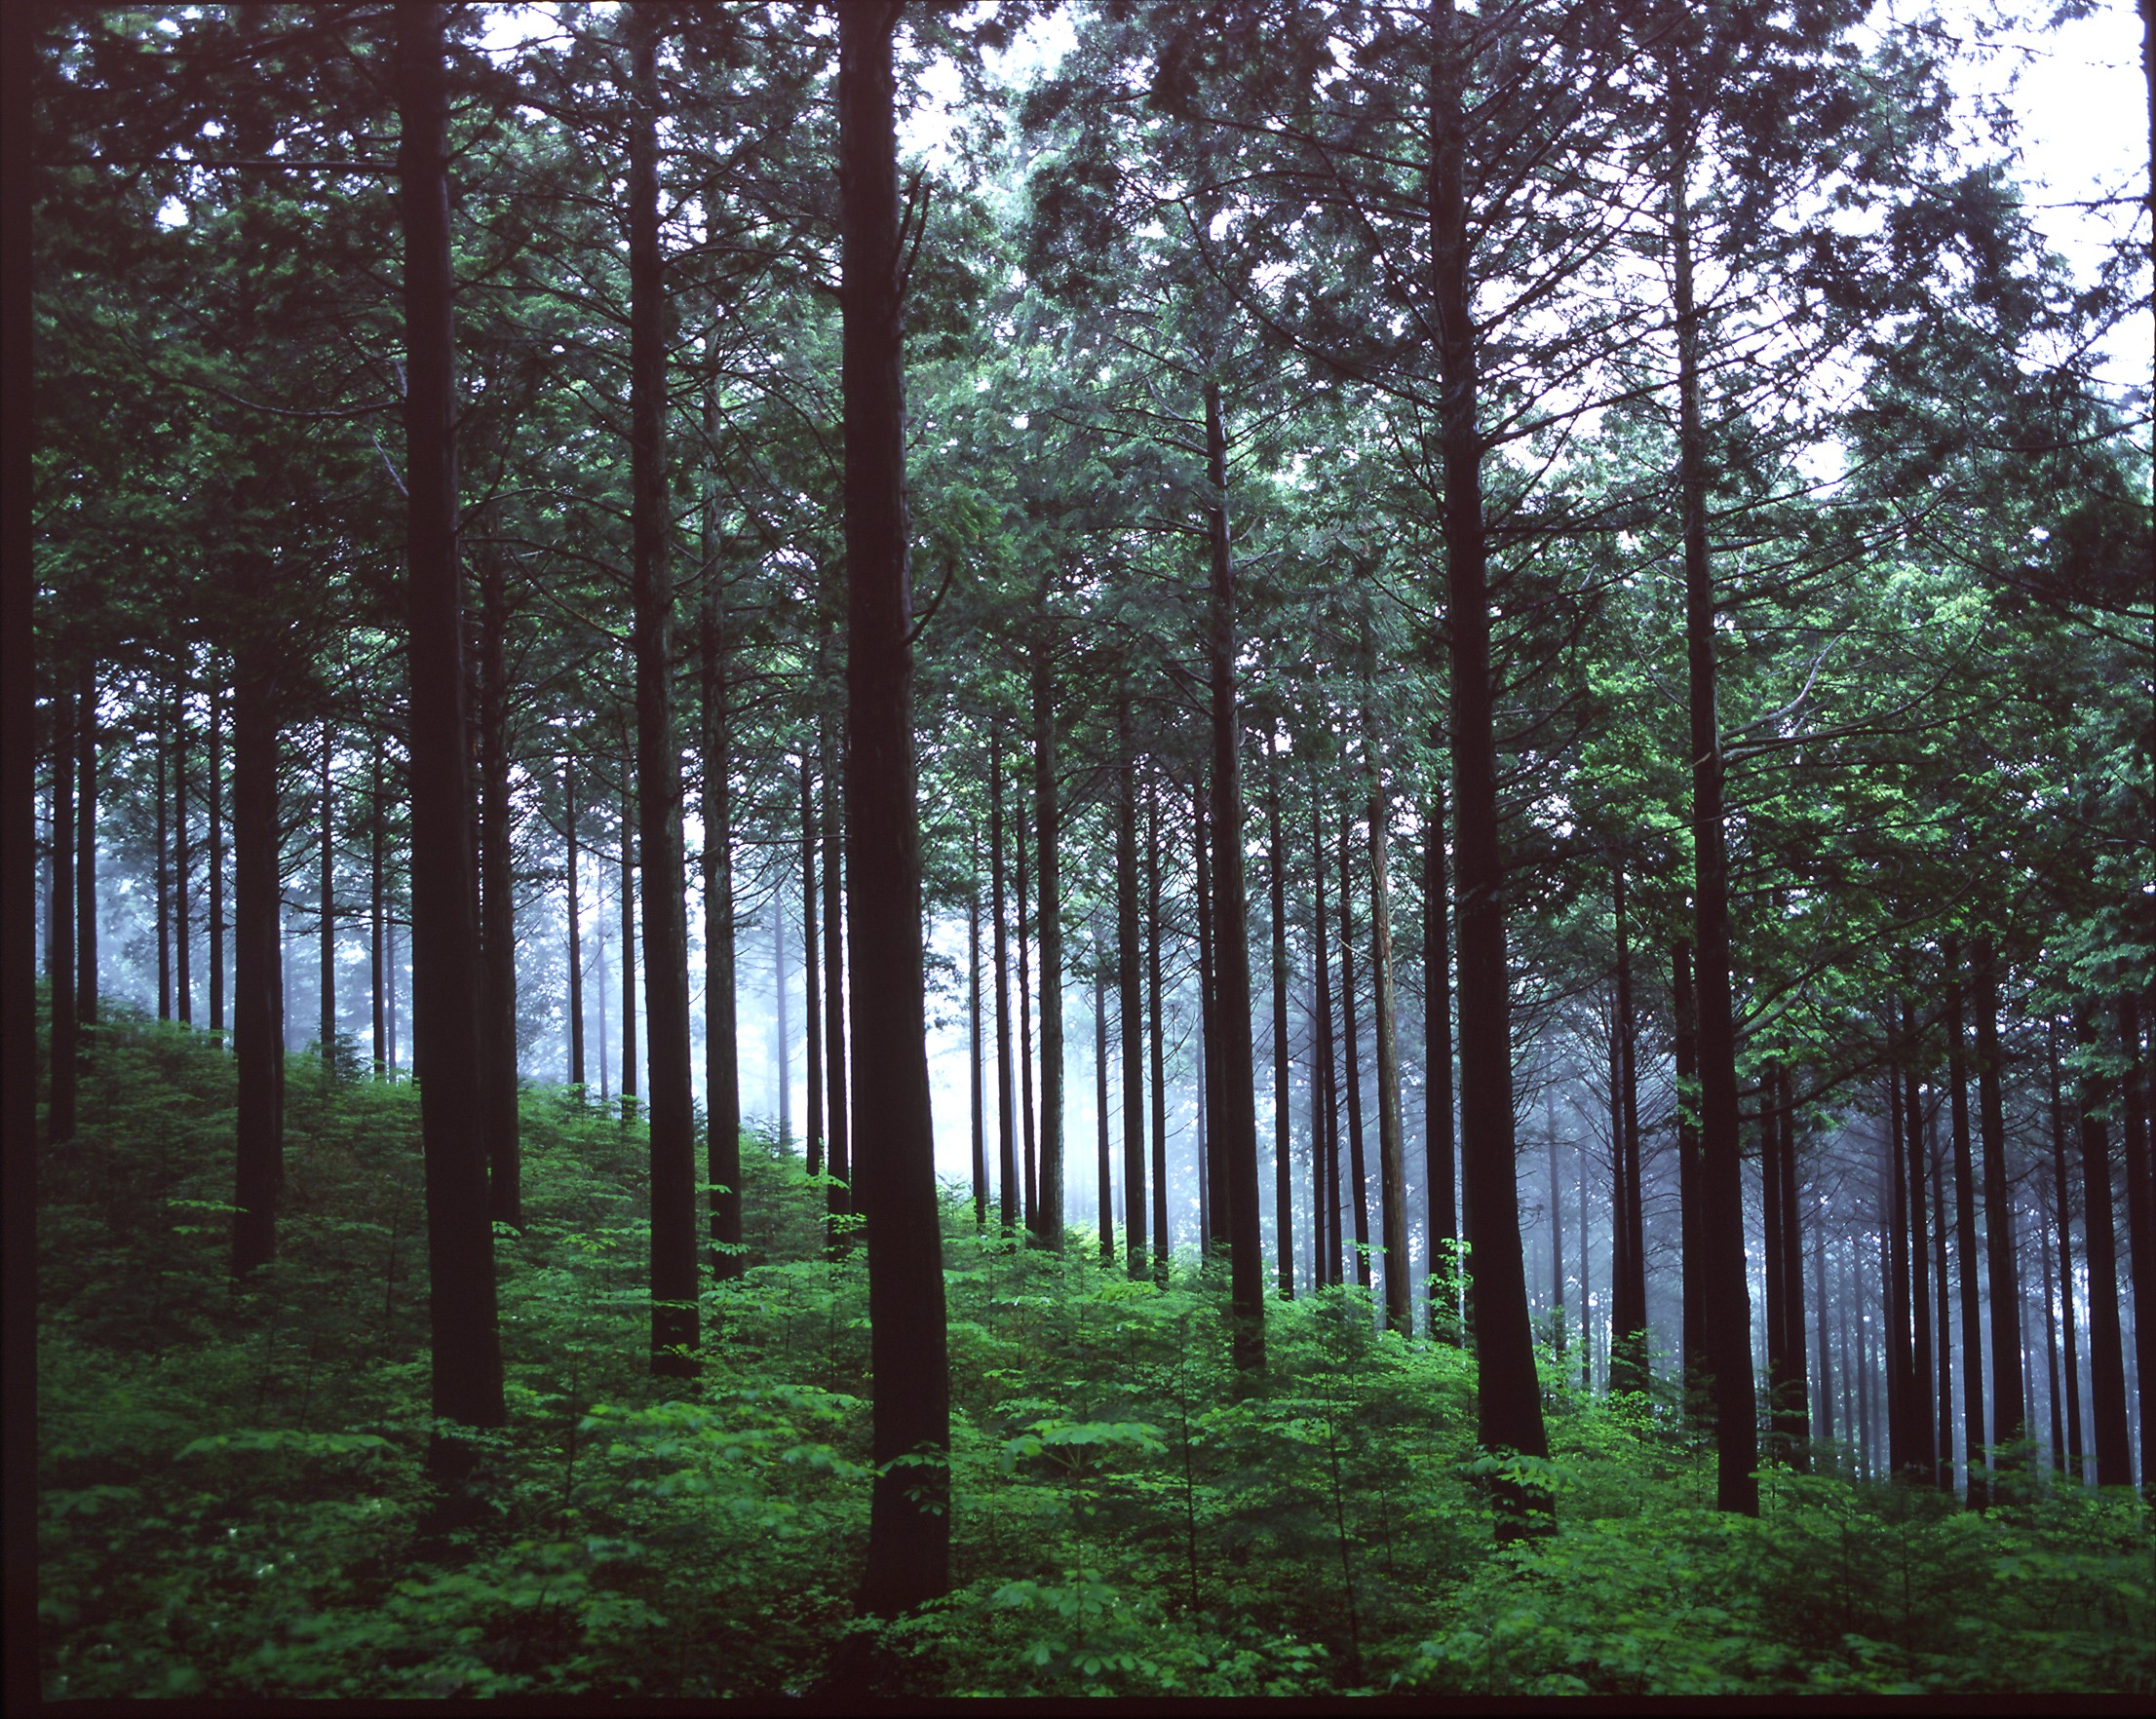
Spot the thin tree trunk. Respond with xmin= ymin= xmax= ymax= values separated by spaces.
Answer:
xmin=1904 ymin=1013 xmax=1936 ymax=1486
xmin=75 ymin=661 xmax=96 ymax=1029
xmin=620 ymin=779 xmax=636 ymax=1111
xmin=823 ymin=708 xmax=850 ymax=1222
xmin=1675 ymin=942 xmax=1702 ymax=1394
xmin=1032 ymin=599 xmax=1064 ymax=1252
xmin=993 ymin=738 xmax=1017 ymax=1237
xmin=230 ymin=637 xmax=282 ymax=1278
xmin=840 ymin=0 xmax=950 ymax=1613
xmin=1118 ymin=695 xmax=1147 ymax=1276
xmin=1096 ymin=961 xmax=1112 ymax=1264
xmin=396 ymin=0 xmax=503 ymax=1461
xmin=565 ymin=764 xmax=584 ymax=1090
xmin=1312 ymin=793 xmax=1338 ymax=1288
xmin=1193 ymin=782 xmax=1215 ymax=1253
xmin=1978 ymin=947 xmax=2027 ymax=1466
xmin=1779 ymin=1068 xmax=1808 ymax=1462
xmin=1339 ymin=808 xmax=1370 ymax=1293
xmin=155 ymin=711 xmax=170 ymax=1021
xmin=1948 ymin=946 xmax=1988 ymax=1501
xmin=1814 ymin=1214 xmax=1833 ymax=1444
xmin=1366 ymin=705 xmax=1409 ymax=1336
xmin=2051 ymin=1019 xmax=2084 ymax=1478
xmin=1931 ymin=1107 xmax=1952 ymax=1493
xmin=320 ymin=722 xmax=336 ymax=1063
xmin=804 ymin=756 xmax=824 ymax=1177
xmin=773 ymin=890 xmax=789 ymax=1142
xmin=2074 ymin=1002 xmax=2132 ymax=1486
xmin=1610 ymin=857 xmax=1646 ymax=1391
xmin=1886 ymin=1066 xmax=1912 ymax=1478
xmin=1018 ymin=786 xmax=1036 ymax=1236
xmin=1148 ymin=776 xmax=1169 ymax=1278
xmin=700 ymin=479 xmax=741 ymax=1280
xmin=2038 ymin=1180 xmax=2065 ymax=1472
xmin=175 ymin=691 xmax=193 ymax=1027
xmin=2116 ymin=993 xmax=2153 ymax=1491
xmin=1266 ymin=737 xmax=1291 ymax=1299
xmin=1425 ymin=774 xmax=1456 ymax=1336
xmin=1762 ymin=1092 xmax=1787 ymax=1453
xmin=209 ymin=682 xmax=225 ymax=1035
xmin=369 ymin=736 xmax=386 ymax=1077
xmin=968 ymin=828 xmax=984 ymax=1227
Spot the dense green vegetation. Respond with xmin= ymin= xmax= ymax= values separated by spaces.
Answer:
xmin=37 ymin=1012 xmax=2153 ymax=1700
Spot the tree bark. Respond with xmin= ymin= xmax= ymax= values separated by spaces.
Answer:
xmin=564 ymin=764 xmax=583 ymax=1090
xmin=156 ymin=711 xmax=170 ymax=1021
xmin=318 ymin=722 xmax=333 ymax=1060
xmin=175 ymin=692 xmax=193 ymax=1026
xmin=1365 ymin=703 xmax=1409 ymax=1336
xmin=396 ymin=0 xmax=504 ymax=1459
xmin=1195 ymin=781 xmax=1217 ymax=1255
xmin=840 ymin=0 xmax=949 ymax=1614
xmin=803 ymin=755 xmax=824 ymax=1177
xmin=1018 ymin=784 xmax=1036 ymax=1236
xmin=368 ymin=735 xmax=386 ymax=1076
xmin=209 ymin=683 xmax=225 ymax=1035
xmin=230 ymin=633 xmax=283 ymax=1279
xmin=1902 ymin=1012 xmax=1936 ymax=1486
xmin=2050 ymin=1020 xmax=2084 ymax=1477
xmin=700 ymin=479 xmax=741 ymax=1280
xmin=1425 ymin=774 xmax=1456 ymax=1335
xmin=1312 ymin=792 xmax=1339 ymax=1288
xmin=992 ymin=737 xmax=1017 ymax=1236
xmin=620 ymin=780 xmax=636 ymax=1112
xmin=968 ymin=828 xmax=984 ymax=1227
xmin=2073 ymin=1002 xmax=2132 ymax=1486
xmin=822 ymin=708 xmax=850 ymax=1225
xmin=75 ymin=661 xmax=96 ymax=1029
xmin=1609 ymin=858 xmax=1646 ymax=1391
xmin=1667 ymin=41 xmax=1753 ymax=1516
xmin=1095 ymin=962 xmax=1112 ymax=1263
xmin=1266 ymin=737 xmax=1292 ymax=1299
xmin=1032 ymin=593 xmax=1064 ymax=1252
xmin=2115 ymin=993 xmax=2153 ymax=1493
xmin=1118 ymin=693 xmax=1147 ymax=1276
xmin=1946 ymin=944 xmax=1988 ymax=1501
xmin=1675 ymin=941 xmax=1702 ymax=1394
xmin=1338 ymin=807 xmax=1370 ymax=1293
xmin=1147 ymin=777 xmax=1169 ymax=1278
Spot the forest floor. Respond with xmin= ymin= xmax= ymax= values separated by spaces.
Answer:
xmin=34 ymin=1008 xmax=2156 ymax=1700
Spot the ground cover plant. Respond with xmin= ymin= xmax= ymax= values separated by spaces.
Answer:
xmin=36 ymin=1012 xmax=2152 ymax=1700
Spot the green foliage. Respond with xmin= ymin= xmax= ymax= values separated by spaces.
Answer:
xmin=37 ymin=1019 xmax=2153 ymax=1699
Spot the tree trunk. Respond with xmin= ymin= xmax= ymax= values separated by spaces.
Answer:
xmin=1018 ymin=785 xmax=1036 ymax=1235
xmin=840 ymin=0 xmax=949 ymax=1614
xmin=1365 ymin=702 xmax=1410 ymax=1336
xmin=175 ymin=693 xmax=192 ymax=1026
xmin=823 ymin=708 xmax=850 ymax=1223
xmin=1204 ymin=380 xmax=1263 ymax=1366
xmin=230 ymin=636 xmax=283 ymax=1279
xmin=1762 ymin=1095 xmax=1787 ymax=1452
xmin=773 ymin=890 xmax=789 ymax=1141
xmin=477 ymin=556 xmax=519 ymax=1226
xmin=1667 ymin=42 xmax=1753 ymax=1516
xmin=968 ymin=828 xmax=984 ymax=1227
xmin=1195 ymin=781 xmax=1217 ymax=1255
xmin=1975 ymin=944 xmax=2018 ymax=1458
xmin=1312 ymin=793 xmax=1339 ymax=1288
xmin=1902 ymin=1015 xmax=1935 ymax=1486
xmin=396 ymin=0 xmax=504 ymax=1462
xmin=1425 ymin=774 xmax=1456 ymax=1336
xmin=564 ymin=764 xmax=583 ymax=1090
xmin=1338 ymin=808 xmax=1370 ymax=1293
xmin=1813 ymin=1215 xmax=1833 ymax=1444
xmin=1118 ymin=693 xmax=1147 ymax=1276
xmin=155 ymin=712 xmax=170 ymax=1021
xmin=1032 ymin=596 xmax=1064 ymax=1252
xmin=1778 ymin=1068 xmax=1808 ymax=1462
xmin=1947 ymin=945 xmax=1988 ymax=1501
xmin=700 ymin=446 xmax=741 ymax=1280
xmin=319 ymin=722 xmax=334 ymax=1061
xmin=1095 ymin=962 xmax=1112 ymax=1263
xmin=75 ymin=661 xmax=96 ymax=1029
xmin=1266 ymin=737 xmax=1291 ymax=1299
xmin=993 ymin=737 xmax=1018 ymax=1237
xmin=209 ymin=683 xmax=225 ymax=1035
xmin=620 ymin=780 xmax=636 ymax=1112
xmin=2038 ymin=1191 xmax=2064 ymax=1472
xmin=1930 ymin=1105 xmax=1951 ymax=1493
xmin=803 ymin=756 xmax=824 ymax=1178
xmin=1675 ymin=941 xmax=1702 ymax=1395
xmin=2074 ymin=1002 xmax=2132 ymax=1486
xmin=2115 ymin=993 xmax=2153 ymax=1492
xmin=1610 ymin=857 xmax=1646 ymax=1392
xmin=1147 ymin=777 xmax=1169 ymax=1278
xmin=368 ymin=736 xmax=386 ymax=1077
xmin=48 ymin=676 xmax=75 ymax=1142
xmin=2050 ymin=1021 xmax=2085 ymax=1477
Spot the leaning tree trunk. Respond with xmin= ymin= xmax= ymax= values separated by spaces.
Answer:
xmin=840 ymin=0 xmax=950 ymax=1616
xmin=1667 ymin=41 xmax=1753 ymax=1517
xmin=396 ymin=0 xmax=504 ymax=1465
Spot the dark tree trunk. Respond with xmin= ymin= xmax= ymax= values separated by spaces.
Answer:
xmin=156 ymin=713 xmax=170 ymax=1021
xmin=319 ymin=723 xmax=334 ymax=1061
xmin=620 ymin=782 xmax=636 ymax=1112
xmin=1930 ymin=1108 xmax=1952 ymax=1494
xmin=209 ymin=683 xmax=225 ymax=1034
xmin=175 ymin=694 xmax=193 ymax=1026
xmin=1266 ymin=739 xmax=1291 ymax=1299
xmin=968 ymin=829 xmax=984 ymax=1227
xmin=1095 ymin=963 xmax=1112 ymax=1263
xmin=1609 ymin=858 xmax=1646 ymax=1392
xmin=48 ymin=677 xmax=75 ymax=1142
xmin=1947 ymin=946 xmax=1987 ymax=1501
xmin=1365 ymin=706 xmax=1409 ymax=1336
xmin=1195 ymin=782 xmax=1217 ymax=1255
xmin=1118 ymin=694 xmax=1147 ymax=1276
xmin=823 ymin=709 xmax=850 ymax=1224
xmin=1814 ymin=1215 xmax=1833 ymax=1444
xmin=396 ymin=0 xmax=504 ymax=1459
xmin=773 ymin=892 xmax=789 ymax=1143
xmin=2038 ymin=1191 xmax=2065 ymax=1472
xmin=1778 ymin=1069 xmax=1807 ymax=1459
xmin=4 ymin=6 xmax=32 ymax=1381
xmin=1311 ymin=794 xmax=1338 ymax=1288
xmin=1975 ymin=944 xmax=2018 ymax=1458
xmin=840 ymin=0 xmax=950 ymax=1615
xmin=369 ymin=736 xmax=386 ymax=1076
xmin=628 ymin=3 xmax=696 ymax=1377
xmin=1667 ymin=44 xmax=1753 ymax=1517
xmin=1018 ymin=787 xmax=1036 ymax=1235
xmin=1425 ymin=775 xmax=1457 ymax=1336
xmin=1204 ymin=381 xmax=1263 ymax=1366
xmin=2050 ymin=1021 xmax=2084 ymax=1477
xmin=1762 ymin=1098 xmax=1787 ymax=1451
xmin=1338 ymin=809 xmax=1370 ymax=1292
xmin=1885 ymin=1061 xmax=1913 ymax=1478
xmin=75 ymin=661 xmax=96 ymax=1029
xmin=992 ymin=738 xmax=1017 ymax=1237
xmin=564 ymin=765 xmax=583 ymax=1090
xmin=1902 ymin=1016 xmax=1935 ymax=1486
xmin=230 ymin=637 xmax=283 ymax=1279
xmin=1147 ymin=778 xmax=1169 ymax=1278
xmin=2073 ymin=1003 xmax=2132 ymax=1486
xmin=1433 ymin=0 xmax=1548 ymax=1529
xmin=1032 ymin=600 xmax=1064 ymax=1252
xmin=477 ymin=557 xmax=519 ymax=1227
xmin=700 ymin=456 xmax=741 ymax=1281
xmin=2115 ymin=993 xmax=2153 ymax=1491
xmin=1675 ymin=942 xmax=1702 ymax=1394
xmin=804 ymin=756 xmax=824 ymax=1178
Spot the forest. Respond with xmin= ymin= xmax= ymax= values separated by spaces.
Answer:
xmin=16 ymin=0 xmax=2156 ymax=1702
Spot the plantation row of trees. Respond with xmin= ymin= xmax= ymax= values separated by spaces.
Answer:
xmin=24 ymin=0 xmax=2153 ymax=1619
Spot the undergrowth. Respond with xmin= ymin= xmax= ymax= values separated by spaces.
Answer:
xmin=36 ymin=1006 xmax=2155 ymax=1699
